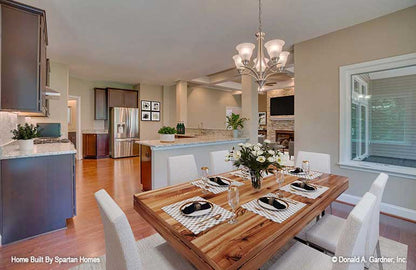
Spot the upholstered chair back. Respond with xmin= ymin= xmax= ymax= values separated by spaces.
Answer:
xmin=95 ymin=189 xmax=142 ymax=270
xmin=168 ymin=154 xmax=198 ymax=185
xmin=295 ymin=151 xmax=331 ymax=174
xmin=210 ymin=150 xmax=234 ymax=175
xmin=333 ymin=192 xmax=376 ymax=270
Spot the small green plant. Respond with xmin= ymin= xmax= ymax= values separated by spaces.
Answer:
xmin=226 ymin=113 xmax=247 ymax=130
xmin=11 ymin=123 xmax=40 ymax=140
xmin=158 ymin=126 xmax=177 ymax=134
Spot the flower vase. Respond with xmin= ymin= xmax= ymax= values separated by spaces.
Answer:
xmin=249 ymin=170 xmax=263 ymax=190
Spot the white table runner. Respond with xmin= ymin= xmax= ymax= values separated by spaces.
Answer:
xmin=280 ymin=183 xmax=329 ymax=199
xmin=241 ymin=193 xmax=306 ymax=223
xmin=162 ymin=196 xmax=233 ymax=235
xmin=191 ymin=179 xmax=244 ymax=194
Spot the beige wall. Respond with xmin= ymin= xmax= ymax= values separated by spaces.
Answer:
xmin=34 ymin=62 xmax=69 ymax=137
xmin=69 ymin=77 xmax=134 ymax=131
xmin=138 ymin=83 xmax=164 ymax=140
xmin=187 ymin=87 xmax=241 ymax=129
xmin=294 ymin=6 xmax=416 ymax=210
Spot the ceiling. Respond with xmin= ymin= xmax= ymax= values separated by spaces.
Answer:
xmin=20 ymin=0 xmax=416 ymax=85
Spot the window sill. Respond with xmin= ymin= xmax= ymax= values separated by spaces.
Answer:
xmin=338 ymin=160 xmax=416 ymax=180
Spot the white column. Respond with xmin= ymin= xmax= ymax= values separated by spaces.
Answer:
xmin=176 ymin=81 xmax=188 ymax=125
xmin=162 ymin=85 xmax=171 ymax=126
xmin=241 ymin=75 xmax=258 ymax=143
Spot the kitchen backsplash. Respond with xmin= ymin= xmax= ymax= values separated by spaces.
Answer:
xmin=186 ymin=128 xmax=233 ymax=137
xmin=0 ymin=112 xmax=19 ymax=145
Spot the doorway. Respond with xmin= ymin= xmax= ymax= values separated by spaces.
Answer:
xmin=68 ymin=95 xmax=82 ymax=160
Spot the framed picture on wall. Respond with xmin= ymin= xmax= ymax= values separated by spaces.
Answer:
xmin=141 ymin=100 xmax=151 ymax=111
xmin=151 ymin=101 xmax=160 ymax=111
xmin=259 ymin=112 xmax=267 ymax=125
xmin=151 ymin=112 xmax=160 ymax=121
xmin=141 ymin=111 xmax=151 ymax=121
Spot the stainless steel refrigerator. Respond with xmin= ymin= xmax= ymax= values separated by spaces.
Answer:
xmin=110 ymin=107 xmax=140 ymax=158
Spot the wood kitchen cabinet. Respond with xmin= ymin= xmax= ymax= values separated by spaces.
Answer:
xmin=0 ymin=0 xmax=48 ymax=115
xmin=83 ymin=133 xmax=109 ymax=159
xmin=94 ymin=88 xmax=107 ymax=120
xmin=107 ymin=88 xmax=138 ymax=108
xmin=0 ymin=154 xmax=76 ymax=244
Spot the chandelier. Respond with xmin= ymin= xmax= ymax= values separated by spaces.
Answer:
xmin=232 ymin=0 xmax=290 ymax=93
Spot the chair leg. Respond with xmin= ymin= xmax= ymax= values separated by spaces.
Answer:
xmin=329 ymin=203 xmax=333 ymax=214
xmin=376 ymin=240 xmax=383 ymax=270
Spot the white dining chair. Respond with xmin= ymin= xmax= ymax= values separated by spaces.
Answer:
xmin=167 ymin=154 xmax=198 ymax=185
xmin=94 ymin=189 xmax=193 ymax=270
xmin=304 ymin=173 xmax=388 ymax=269
xmin=209 ymin=150 xmax=234 ymax=175
xmin=265 ymin=192 xmax=376 ymax=270
xmin=295 ymin=151 xmax=331 ymax=174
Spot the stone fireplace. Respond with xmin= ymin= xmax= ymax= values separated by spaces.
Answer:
xmin=266 ymin=88 xmax=295 ymax=142
xmin=275 ymin=130 xmax=294 ymax=149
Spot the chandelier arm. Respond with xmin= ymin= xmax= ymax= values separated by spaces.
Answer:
xmin=241 ymin=64 xmax=261 ymax=79
xmin=239 ymin=69 xmax=258 ymax=81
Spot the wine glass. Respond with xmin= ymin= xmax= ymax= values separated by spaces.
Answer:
xmin=302 ymin=160 xmax=310 ymax=176
xmin=201 ymin=167 xmax=209 ymax=193
xmin=228 ymin=186 xmax=239 ymax=224
xmin=275 ymin=170 xmax=285 ymax=198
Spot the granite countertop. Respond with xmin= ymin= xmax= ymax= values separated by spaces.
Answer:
xmin=0 ymin=141 xmax=77 ymax=160
xmin=136 ymin=136 xmax=248 ymax=148
xmin=82 ymin=130 xmax=108 ymax=134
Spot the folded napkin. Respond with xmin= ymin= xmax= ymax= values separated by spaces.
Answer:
xmin=181 ymin=202 xmax=211 ymax=215
xmin=259 ymin=197 xmax=287 ymax=210
xmin=291 ymin=181 xmax=316 ymax=191
xmin=208 ymin=177 xmax=229 ymax=186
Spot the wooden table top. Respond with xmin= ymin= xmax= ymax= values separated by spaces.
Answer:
xmin=134 ymin=172 xmax=349 ymax=270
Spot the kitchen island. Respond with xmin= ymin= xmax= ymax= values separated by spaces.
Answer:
xmin=0 ymin=141 xmax=76 ymax=244
xmin=137 ymin=136 xmax=247 ymax=190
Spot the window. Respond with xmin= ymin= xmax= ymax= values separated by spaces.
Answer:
xmin=339 ymin=53 xmax=416 ymax=179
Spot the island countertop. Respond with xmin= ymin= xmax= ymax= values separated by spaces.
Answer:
xmin=0 ymin=141 xmax=77 ymax=160
xmin=136 ymin=136 xmax=248 ymax=150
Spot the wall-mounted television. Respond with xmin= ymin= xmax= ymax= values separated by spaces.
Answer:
xmin=270 ymin=95 xmax=294 ymax=116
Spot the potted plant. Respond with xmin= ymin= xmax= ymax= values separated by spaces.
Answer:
xmin=226 ymin=113 xmax=247 ymax=138
xmin=11 ymin=123 xmax=40 ymax=151
xmin=226 ymin=140 xmax=284 ymax=190
xmin=158 ymin=126 xmax=177 ymax=143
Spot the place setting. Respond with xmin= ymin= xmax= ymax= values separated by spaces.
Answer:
xmin=282 ymin=160 xmax=324 ymax=180
xmin=191 ymin=167 xmax=244 ymax=194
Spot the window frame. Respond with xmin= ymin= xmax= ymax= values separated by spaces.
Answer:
xmin=339 ymin=53 xmax=416 ymax=179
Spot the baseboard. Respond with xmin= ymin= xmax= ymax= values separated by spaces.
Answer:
xmin=337 ymin=193 xmax=416 ymax=222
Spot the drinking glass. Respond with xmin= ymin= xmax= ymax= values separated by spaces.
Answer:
xmin=302 ymin=160 xmax=310 ymax=176
xmin=228 ymin=186 xmax=240 ymax=224
xmin=201 ymin=167 xmax=210 ymax=193
xmin=275 ymin=170 xmax=285 ymax=198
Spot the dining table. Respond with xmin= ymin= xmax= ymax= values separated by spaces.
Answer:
xmin=133 ymin=170 xmax=349 ymax=270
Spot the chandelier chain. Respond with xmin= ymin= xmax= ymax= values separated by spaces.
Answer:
xmin=258 ymin=0 xmax=262 ymax=33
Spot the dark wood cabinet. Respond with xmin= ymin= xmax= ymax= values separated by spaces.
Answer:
xmin=0 ymin=1 xmax=48 ymax=114
xmin=0 ymin=154 xmax=76 ymax=244
xmin=107 ymin=88 xmax=138 ymax=108
xmin=83 ymin=133 xmax=109 ymax=159
xmin=140 ymin=145 xmax=152 ymax=191
xmin=94 ymin=88 xmax=107 ymax=120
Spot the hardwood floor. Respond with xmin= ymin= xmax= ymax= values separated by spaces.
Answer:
xmin=0 ymin=157 xmax=415 ymax=270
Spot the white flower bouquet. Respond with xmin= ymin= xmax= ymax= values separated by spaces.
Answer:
xmin=226 ymin=140 xmax=284 ymax=189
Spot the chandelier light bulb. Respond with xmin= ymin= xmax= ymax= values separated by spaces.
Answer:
xmin=232 ymin=55 xmax=244 ymax=69
xmin=278 ymin=51 xmax=290 ymax=66
xmin=236 ymin=43 xmax=255 ymax=62
xmin=264 ymin=39 xmax=285 ymax=59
